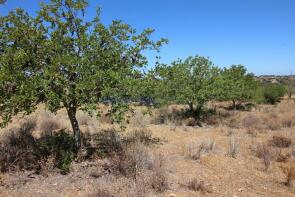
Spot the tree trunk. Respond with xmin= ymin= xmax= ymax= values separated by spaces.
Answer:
xmin=232 ymin=99 xmax=236 ymax=110
xmin=67 ymin=106 xmax=81 ymax=149
xmin=188 ymin=101 xmax=194 ymax=113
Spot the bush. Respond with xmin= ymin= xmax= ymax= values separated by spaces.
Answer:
xmin=252 ymin=143 xmax=274 ymax=171
xmin=110 ymin=142 xmax=152 ymax=178
xmin=269 ymin=136 xmax=292 ymax=148
xmin=149 ymin=154 xmax=168 ymax=192
xmin=0 ymin=119 xmax=37 ymax=172
xmin=260 ymin=84 xmax=286 ymax=104
xmin=124 ymin=129 xmax=160 ymax=146
xmin=0 ymin=119 xmax=76 ymax=174
xmin=227 ymin=137 xmax=239 ymax=158
xmin=39 ymin=118 xmax=60 ymax=135
xmin=35 ymin=130 xmax=76 ymax=174
xmin=187 ymin=178 xmax=210 ymax=194
xmin=281 ymin=163 xmax=295 ymax=187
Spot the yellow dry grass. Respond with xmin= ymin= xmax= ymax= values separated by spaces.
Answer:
xmin=1 ymin=100 xmax=295 ymax=196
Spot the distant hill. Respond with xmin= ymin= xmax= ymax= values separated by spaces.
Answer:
xmin=256 ymin=75 xmax=295 ymax=85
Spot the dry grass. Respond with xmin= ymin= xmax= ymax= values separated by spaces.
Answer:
xmin=1 ymin=101 xmax=295 ymax=196
xmin=227 ymin=137 xmax=239 ymax=158
xmin=281 ymin=162 xmax=295 ymax=187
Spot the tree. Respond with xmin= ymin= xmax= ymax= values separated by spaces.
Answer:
xmin=0 ymin=0 xmax=167 ymax=149
xmin=218 ymin=65 xmax=257 ymax=109
xmin=154 ymin=55 xmax=220 ymax=120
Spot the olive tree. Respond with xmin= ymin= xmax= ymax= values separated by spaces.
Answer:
xmin=154 ymin=55 xmax=220 ymax=120
xmin=218 ymin=65 xmax=257 ymax=109
xmin=0 ymin=0 xmax=167 ymax=148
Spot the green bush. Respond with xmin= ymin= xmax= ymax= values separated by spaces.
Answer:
xmin=254 ymin=84 xmax=286 ymax=105
xmin=263 ymin=84 xmax=285 ymax=104
xmin=35 ymin=130 xmax=76 ymax=174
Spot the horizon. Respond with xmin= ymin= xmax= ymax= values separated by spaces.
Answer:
xmin=1 ymin=0 xmax=294 ymax=75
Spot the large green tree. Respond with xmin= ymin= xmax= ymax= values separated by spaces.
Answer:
xmin=154 ymin=55 xmax=220 ymax=119
xmin=218 ymin=65 xmax=257 ymax=109
xmin=0 ymin=0 xmax=167 ymax=148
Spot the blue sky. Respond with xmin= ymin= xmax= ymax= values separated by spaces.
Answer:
xmin=1 ymin=0 xmax=294 ymax=75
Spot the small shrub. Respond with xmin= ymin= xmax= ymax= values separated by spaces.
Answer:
xmin=125 ymin=129 xmax=159 ymax=146
xmin=187 ymin=142 xmax=205 ymax=160
xmin=269 ymin=136 xmax=292 ymax=148
xmin=261 ymin=84 xmax=286 ymax=104
xmin=226 ymin=129 xmax=235 ymax=136
xmin=39 ymin=118 xmax=60 ymax=135
xmin=227 ymin=137 xmax=239 ymax=158
xmin=276 ymin=151 xmax=291 ymax=163
xmin=35 ymin=130 xmax=76 ymax=174
xmin=110 ymin=142 xmax=152 ymax=178
xmin=0 ymin=119 xmax=37 ymax=172
xmin=187 ymin=178 xmax=210 ymax=194
xmin=247 ymin=129 xmax=257 ymax=137
xmin=88 ymin=189 xmax=115 ymax=197
xmin=0 ymin=120 xmax=76 ymax=174
xmin=252 ymin=144 xmax=274 ymax=171
xmin=150 ymin=154 xmax=168 ymax=192
xmin=205 ymin=139 xmax=215 ymax=152
xmin=90 ymin=129 xmax=123 ymax=157
xmin=281 ymin=163 xmax=295 ymax=187
xmin=77 ymin=113 xmax=91 ymax=126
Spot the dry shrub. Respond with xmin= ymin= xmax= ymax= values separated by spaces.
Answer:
xmin=276 ymin=150 xmax=291 ymax=163
xmin=0 ymin=119 xmax=76 ymax=174
xmin=252 ymin=143 xmax=275 ymax=171
xmin=187 ymin=139 xmax=215 ymax=160
xmin=125 ymin=129 xmax=159 ymax=146
xmin=187 ymin=178 xmax=211 ymax=194
xmin=77 ymin=113 xmax=91 ymax=126
xmin=99 ymin=113 xmax=113 ymax=124
xmin=247 ymin=129 xmax=257 ymax=137
xmin=130 ymin=110 xmax=150 ymax=129
xmin=185 ymin=117 xmax=198 ymax=126
xmin=37 ymin=155 xmax=56 ymax=177
xmin=39 ymin=118 xmax=60 ymax=135
xmin=226 ymin=129 xmax=235 ymax=136
xmin=90 ymin=129 xmax=123 ymax=157
xmin=111 ymin=142 xmax=153 ymax=178
xmin=151 ymin=106 xmax=185 ymax=126
xmin=269 ymin=136 xmax=292 ymax=148
xmin=0 ymin=119 xmax=37 ymax=172
xmin=88 ymin=174 xmax=153 ymax=197
xmin=242 ymin=114 xmax=263 ymax=130
xmin=149 ymin=154 xmax=168 ymax=192
xmin=281 ymin=163 xmax=295 ymax=187
xmin=205 ymin=114 xmax=220 ymax=125
xmin=227 ymin=137 xmax=239 ymax=158
xmin=281 ymin=115 xmax=294 ymax=128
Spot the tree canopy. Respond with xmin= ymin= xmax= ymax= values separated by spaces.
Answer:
xmin=154 ymin=55 xmax=221 ymax=118
xmin=0 ymin=0 xmax=167 ymax=148
xmin=218 ymin=65 xmax=257 ymax=108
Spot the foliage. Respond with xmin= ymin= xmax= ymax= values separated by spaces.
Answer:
xmin=260 ymin=84 xmax=286 ymax=104
xmin=0 ymin=0 xmax=167 ymax=148
xmin=0 ymin=119 xmax=75 ymax=174
xmin=154 ymin=55 xmax=220 ymax=120
xmin=35 ymin=130 xmax=76 ymax=174
xmin=218 ymin=65 xmax=257 ymax=109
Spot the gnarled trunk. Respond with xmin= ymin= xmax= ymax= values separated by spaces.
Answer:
xmin=66 ymin=106 xmax=81 ymax=149
xmin=232 ymin=99 xmax=236 ymax=110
